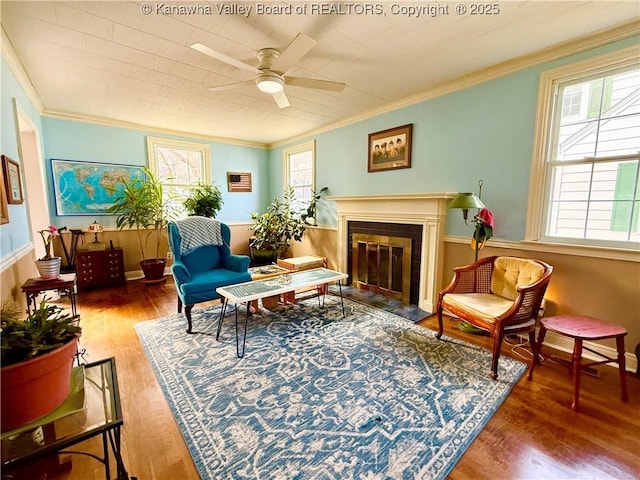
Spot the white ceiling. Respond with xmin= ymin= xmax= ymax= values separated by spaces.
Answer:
xmin=2 ymin=1 xmax=639 ymax=145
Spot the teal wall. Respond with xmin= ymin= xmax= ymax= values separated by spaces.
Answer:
xmin=0 ymin=58 xmax=43 ymax=259
xmin=270 ymin=35 xmax=639 ymax=241
xmin=41 ymin=118 xmax=269 ymax=229
xmin=2 ymin=33 xmax=637 ymax=262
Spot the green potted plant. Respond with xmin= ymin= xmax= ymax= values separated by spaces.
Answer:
xmin=107 ymin=167 xmax=175 ymax=283
xmin=183 ymin=181 xmax=224 ymax=218
xmin=1 ymin=298 xmax=81 ymax=432
xmin=249 ymin=187 xmax=307 ymax=265
xmin=300 ymin=186 xmax=328 ymax=226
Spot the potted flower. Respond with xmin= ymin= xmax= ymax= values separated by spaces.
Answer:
xmin=249 ymin=187 xmax=307 ymax=265
xmin=183 ymin=181 xmax=224 ymax=218
xmin=35 ymin=225 xmax=61 ymax=279
xmin=107 ymin=167 xmax=175 ymax=283
xmin=1 ymin=298 xmax=81 ymax=431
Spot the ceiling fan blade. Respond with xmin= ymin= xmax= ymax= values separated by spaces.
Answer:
xmin=272 ymin=33 xmax=316 ymax=73
xmin=191 ymin=42 xmax=260 ymax=74
xmin=272 ymin=90 xmax=290 ymax=109
xmin=285 ymin=76 xmax=346 ymax=92
xmin=207 ymin=79 xmax=254 ymax=92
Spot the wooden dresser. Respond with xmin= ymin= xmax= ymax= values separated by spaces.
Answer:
xmin=76 ymin=248 xmax=126 ymax=291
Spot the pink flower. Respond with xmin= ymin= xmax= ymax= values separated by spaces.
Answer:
xmin=38 ymin=225 xmax=60 ymax=260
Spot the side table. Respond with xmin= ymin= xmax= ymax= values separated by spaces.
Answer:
xmin=1 ymin=357 xmax=133 ymax=480
xmin=21 ymin=273 xmax=78 ymax=317
xmin=528 ymin=315 xmax=628 ymax=412
xmin=277 ymin=255 xmax=328 ymax=303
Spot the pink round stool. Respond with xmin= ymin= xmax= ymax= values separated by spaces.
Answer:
xmin=528 ymin=315 xmax=628 ymax=412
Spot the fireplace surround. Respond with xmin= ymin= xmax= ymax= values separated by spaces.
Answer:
xmin=330 ymin=193 xmax=456 ymax=312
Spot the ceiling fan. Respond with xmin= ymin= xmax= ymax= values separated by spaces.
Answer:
xmin=191 ymin=33 xmax=346 ymax=109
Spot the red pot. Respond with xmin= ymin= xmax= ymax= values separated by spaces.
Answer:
xmin=1 ymin=335 xmax=78 ymax=432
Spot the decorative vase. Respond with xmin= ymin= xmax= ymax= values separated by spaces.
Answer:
xmin=35 ymin=257 xmax=62 ymax=280
xmin=1 ymin=335 xmax=79 ymax=432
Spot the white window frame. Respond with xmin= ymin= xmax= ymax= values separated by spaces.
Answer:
xmin=525 ymin=46 xmax=640 ymax=260
xmin=283 ymin=139 xmax=315 ymax=215
xmin=146 ymin=136 xmax=211 ymax=216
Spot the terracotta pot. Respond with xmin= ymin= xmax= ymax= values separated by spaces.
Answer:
xmin=140 ymin=258 xmax=166 ymax=283
xmin=1 ymin=335 xmax=78 ymax=432
xmin=35 ymin=257 xmax=62 ymax=280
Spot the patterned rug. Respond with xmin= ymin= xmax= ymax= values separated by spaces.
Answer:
xmin=135 ymin=296 xmax=526 ymax=479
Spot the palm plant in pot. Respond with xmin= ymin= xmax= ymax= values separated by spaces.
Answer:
xmin=249 ymin=187 xmax=307 ymax=266
xmin=107 ymin=167 xmax=175 ymax=283
xmin=1 ymin=298 xmax=81 ymax=432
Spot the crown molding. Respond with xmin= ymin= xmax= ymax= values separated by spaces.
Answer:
xmin=269 ymin=21 xmax=640 ymax=148
xmin=1 ymin=27 xmax=44 ymax=112
xmin=40 ymin=109 xmax=268 ymax=149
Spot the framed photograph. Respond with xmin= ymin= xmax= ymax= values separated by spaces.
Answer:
xmin=2 ymin=155 xmax=23 ymax=204
xmin=0 ymin=159 xmax=8 ymax=224
xmin=51 ymin=159 xmax=145 ymax=215
xmin=368 ymin=124 xmax=413 ymax=173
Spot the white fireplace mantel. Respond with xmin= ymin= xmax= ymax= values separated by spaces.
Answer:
xmin=329 ymin=192 xmax=456 ymax=312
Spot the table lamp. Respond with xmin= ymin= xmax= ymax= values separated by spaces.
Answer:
xmin=87 ymin=221 xmax=105 ymax=251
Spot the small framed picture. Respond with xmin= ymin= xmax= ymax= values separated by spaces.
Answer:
xmin=2 ymin=155 xmax=23 ymax=204
xmin=0 ymin=158 xmax=8 ymax=224
xmin=368 ymin=124 xmax=413 ymax=173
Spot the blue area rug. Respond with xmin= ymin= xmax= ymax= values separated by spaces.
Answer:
xmin=135 ymin=296 xmax=526 ymax=479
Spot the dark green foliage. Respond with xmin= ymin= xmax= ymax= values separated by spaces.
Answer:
xmin=1 ymin=298 xmax=81 ymax=367
xmin=106 ymin=166 xmax=175 ymax=260
xmin=183 ymin=182 xmax=224 ymax=218
xmin=249 ymin=186 xmax=307 ymax=253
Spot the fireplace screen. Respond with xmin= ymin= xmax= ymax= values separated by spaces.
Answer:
xmin=351 ymin=234 xmax=412 ymax=303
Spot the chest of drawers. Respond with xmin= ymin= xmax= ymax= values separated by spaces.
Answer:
xmin=76 ymin=248 xmax=126 ymax=291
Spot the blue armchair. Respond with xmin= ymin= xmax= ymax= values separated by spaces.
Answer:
xmin=168 ymin=218 xmax=251 ymax=333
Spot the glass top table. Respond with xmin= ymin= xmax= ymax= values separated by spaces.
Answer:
xmin=1 ymin=357 xmax=131 ymax=480
xmin=216 ymin=267 xmax=348 ymax=358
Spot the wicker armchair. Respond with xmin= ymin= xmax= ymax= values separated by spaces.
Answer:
xmin=436 ymin=256 xmax=553 ymax=380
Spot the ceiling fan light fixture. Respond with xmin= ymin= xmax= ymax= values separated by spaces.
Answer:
xmin=256 ymin=73 xmax=284 ymax=93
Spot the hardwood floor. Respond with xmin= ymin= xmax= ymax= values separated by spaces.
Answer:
xmin=13 ymin=279 xmax=640 ymax=480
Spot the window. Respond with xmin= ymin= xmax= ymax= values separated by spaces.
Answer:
xmin=147 ymin=137 xmax=211 ymax=216
xmin=283 ymin=140 xmax=315 ymax=214
xmin=527 ymin=47 xmax=640 ymax=251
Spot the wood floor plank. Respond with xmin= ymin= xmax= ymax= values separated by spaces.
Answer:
xmin=13 ymin=279 xmax=639 ymax=480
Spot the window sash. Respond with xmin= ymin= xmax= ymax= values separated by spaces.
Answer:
xmin=527 ymin=47 xmax=640 ymax=253
xmin=283 ymin=140 xmax=315 ymax=215
xmin=147 ymin=137 xmax=211 ymax=217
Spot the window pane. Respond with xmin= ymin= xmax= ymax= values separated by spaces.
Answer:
xmin=286 ymin=144 xmax=314 ymax=214
xmin=595 ymin=114 xmax=640 ymax=157
xmin=548 ymin=160 xmax=640 ymax=241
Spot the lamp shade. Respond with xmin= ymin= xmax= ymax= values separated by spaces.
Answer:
xmin=87 ymin=221 xmax=103 ymax=233
xmin=449 ymin=192 xmax=485 ymax=210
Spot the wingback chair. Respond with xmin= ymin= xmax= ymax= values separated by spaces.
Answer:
xmin=436 ymin=256 xmax=553 ymax=380
xmin=168 ymin=217 xmax=251 ymax=333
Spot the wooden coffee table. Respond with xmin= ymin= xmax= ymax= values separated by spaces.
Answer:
xmin=216 ymin=268 xmax=348 ymax=358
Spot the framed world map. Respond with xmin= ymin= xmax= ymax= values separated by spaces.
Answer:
xmin=51 ymin=159 xmax=145 ymax=216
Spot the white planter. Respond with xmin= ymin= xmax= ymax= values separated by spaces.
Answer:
xmin=35 ymin=257 xmax=62 ymax=280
